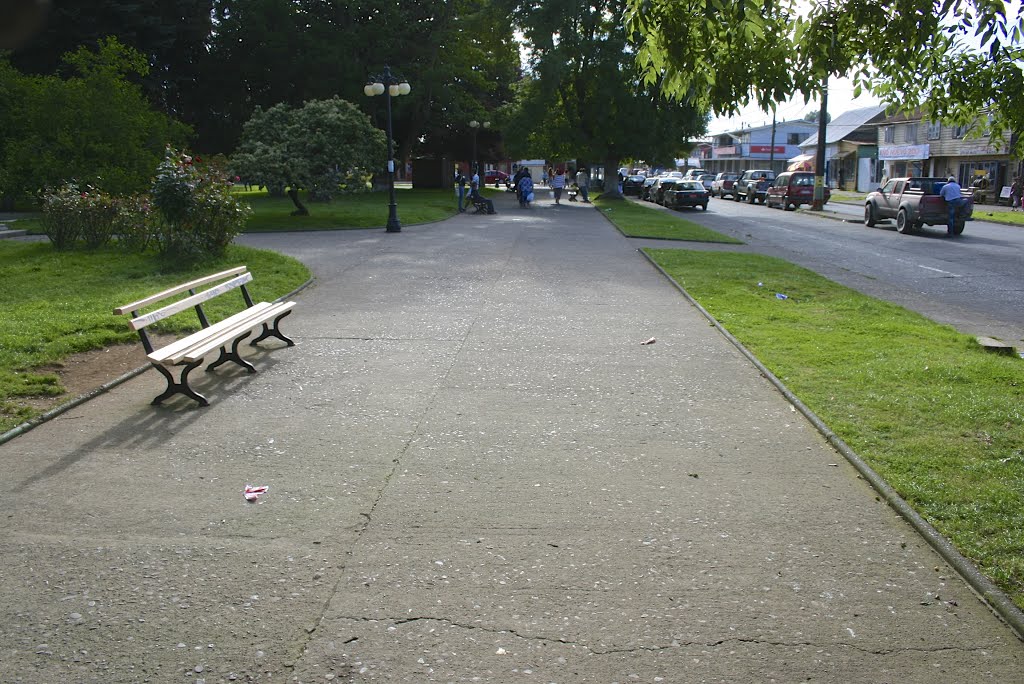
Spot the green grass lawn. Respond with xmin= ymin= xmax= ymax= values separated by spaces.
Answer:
xmin=11 ymin=187 xmax=461 ymax=234
xmin=238 ymin=187 xmax=458 ymax=231
xmin=646 ymin=248 xmax=1024 ymax=610
xmin=0 ymin=241 xmax=309 ymax=431
xmin=595 ymin=197 xmax=744 ymax=243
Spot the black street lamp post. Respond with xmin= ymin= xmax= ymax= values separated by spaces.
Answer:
xmin=469 ymin=119 xmax=489 ymax=182
xmin=365 ymin=66 xmax=411 ymax=233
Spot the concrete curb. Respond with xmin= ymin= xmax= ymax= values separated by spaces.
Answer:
xmin=0 ymin=276 xmax=316 ymax=446
xmin=637 ymin=247 xmax=1024 ymax=642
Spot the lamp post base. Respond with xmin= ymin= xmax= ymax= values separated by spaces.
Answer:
xmin=386 ymin=204 xmax=401 ymax=232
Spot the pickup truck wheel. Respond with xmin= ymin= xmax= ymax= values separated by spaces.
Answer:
xmin=783 ymin=196 xmax=794 ymax=211
xmin=896 ymin=209 xmax=913 ymax=234
xmin=953 ymin=220 xmax=965 ymax=235
xmin=864 ymin=203 xmax=877 ymax=227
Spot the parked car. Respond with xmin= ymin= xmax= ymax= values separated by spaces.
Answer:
xmin=710 ymin=172 xmax=739 ymax=198
xmin=484 ymin=169 xmax=509 ymax=185
xmin=864 ymin=177 xmax=974 ymax=235
xmin=765 ymin=171 xmax=829 ymax=210
xmin=623 ymin=173 xmax=647 ymax=196
xmin=640 ymin=175 xmax=663 ymax=200
xmin=735 ymin=169 xmax=776 ymax=203
xmin=651 ymin=177 xmax=680 ymax=205
xmin=664 ymin=180 xmax=709 ymax=210
xmin=696 ymin=174 xmax=716 ymax=192
xmin=680 ymin=168 xmax=707 ymax=180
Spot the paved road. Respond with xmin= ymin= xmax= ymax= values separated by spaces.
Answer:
xmin=665 ymin=196 xmax=1024 ymax=345
xmin=1 ymin=192 xmax=1021 ymax=682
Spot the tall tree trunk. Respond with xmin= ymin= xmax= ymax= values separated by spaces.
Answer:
xmin=599 ymin=156 xmax=623 ymax=200
xmin=287 ymin=188 xmax=309 ymax=216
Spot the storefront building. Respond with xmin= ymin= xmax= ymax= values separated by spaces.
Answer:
xmin=707 ymin=120 xmax=819 ymax=175
xmin=877 ymin=111 xmax=1019 ymax=202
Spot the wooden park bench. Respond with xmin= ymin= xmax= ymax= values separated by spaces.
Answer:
xmin=114 ymin=266 xmax=296 ymax=406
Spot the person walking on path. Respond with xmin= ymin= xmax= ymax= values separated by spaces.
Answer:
xmin=454 ymin=166 xmax=468 ymax=213
xmin=1010 ymin=175 xmax=1022 ymax=211
xmin=576 ymin=167 xmax=591 ymax=203
xmin=550 ymin=167 xmax=566 ymax=204
xmin=518 ymin=168 xmax=535 ymax=208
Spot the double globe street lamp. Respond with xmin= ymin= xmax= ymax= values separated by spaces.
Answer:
xmin=469 ymin=120 xmax=489 ymax=183
xmin=364 ymin=66 xmax=411 ymax=233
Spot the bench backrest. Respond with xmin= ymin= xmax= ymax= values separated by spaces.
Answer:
xmin=114 ymin=266 xmax=256 ymax=353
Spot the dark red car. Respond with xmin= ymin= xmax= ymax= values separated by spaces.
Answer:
xmin=765 ymin=171 xmax=830 ymax=210
xmin=484 ymin=169 xmax=509 ymax=185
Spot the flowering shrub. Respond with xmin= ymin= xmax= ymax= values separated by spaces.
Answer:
xmin=40 ymin=183 xmax=118 ymax=250
xmin=150 ymin=147 xmax=250 ymax=260
xmin=112 ymin=194 xmax=155 ymax=253
xmin=40 ymin=147 xmax=249 ymax=259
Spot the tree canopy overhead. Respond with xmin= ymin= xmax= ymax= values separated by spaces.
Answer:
xmin=504 ymin=0 xmax=708 ymax=190
xmin=626 ymin=0 xmax=1024 ymax=151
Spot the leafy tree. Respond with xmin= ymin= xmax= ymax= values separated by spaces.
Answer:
xmin=203 ymin=0 xmax=518 ymax=163
xmin=232 ymin=97 xmax=387 ymax=215
xmin=504 ymin=0 xmax=708 ymax=197
xmin=0 ymin=38 xmax=190 ymax=207
xmin=9 ymin=0 xmax=214 ymax=121
xmin=805 ymin=110 xmax=831 ymax=124
xmin=626 ymin=0 xmax=1024 ymax=152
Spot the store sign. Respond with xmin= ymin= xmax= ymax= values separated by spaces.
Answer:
xmin=750 ymin=145 xmax=786 ymax=153
xmin=879 ymin=144 xmax=930 ymax=161
xmin=715 ymin=146 xmax=737 ymax=155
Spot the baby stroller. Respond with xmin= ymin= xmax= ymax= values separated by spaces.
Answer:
xmin=518 ymin=173 xmax=535 ymax=208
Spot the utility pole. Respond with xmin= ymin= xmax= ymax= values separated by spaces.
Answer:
xmin=811 ymin=1 xmax=833 ymax=212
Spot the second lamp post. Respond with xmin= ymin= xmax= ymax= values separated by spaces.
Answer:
xmin=469 ymin=120 xmax=489 ymax=183
xmin=364 ymin=66 xmax=411 ymax=233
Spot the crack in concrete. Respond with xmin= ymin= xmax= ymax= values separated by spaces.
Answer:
xmin=336 ymin=614 xmax=581 ymax=647
xmin=592 ymin=637 xmax=992 ymax=657
xmin=331 ymin=616 xmax=994 ymax=658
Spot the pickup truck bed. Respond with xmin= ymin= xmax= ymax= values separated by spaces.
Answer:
xmin=864 ymin=177 xmax=973 ymax=235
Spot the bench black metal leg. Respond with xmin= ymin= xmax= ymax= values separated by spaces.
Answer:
xmin=206 ymin=330 xmax=257 ymax=373
xmin=151 ymin=360 xmax=209 ymax=406
xmin=250 ymin=310 xmax=296 ymax=347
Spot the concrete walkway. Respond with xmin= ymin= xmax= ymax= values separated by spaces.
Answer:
xmin=1 ymin=192 xmax=1021 ymax=683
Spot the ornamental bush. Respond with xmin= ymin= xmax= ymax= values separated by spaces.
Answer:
xmin=40 ymin=147 xmax=249 ymax=260
xmin=150 ymin=147 xmax=251 ymax=260
xmin=40 ymin=183 xmax=118 ymax=250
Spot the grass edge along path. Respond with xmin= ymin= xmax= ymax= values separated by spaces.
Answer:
xmin=240 ymin=187 xmax=459 ymax=231
xmin=594 ymin=197 xmax=744 ymax=243
xmin=0 ymin=241 xmax=310 ymax=432
xmin=645 ymin=248 xmax=1024 ymax=612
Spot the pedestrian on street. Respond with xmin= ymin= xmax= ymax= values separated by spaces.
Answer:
xmin=576 ymin=167 xmax=590 ymax=203
xmin=939 ymin=175 xmax=966 ymax=237
xmin=1010 ymin=175 xmax=1022 ymax=211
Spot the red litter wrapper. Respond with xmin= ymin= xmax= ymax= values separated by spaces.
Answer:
xmin=244 ymin=485 xmax=269 ymax=502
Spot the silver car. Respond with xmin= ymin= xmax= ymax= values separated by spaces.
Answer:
xmin=710 ymin=172 xmax=738 ymax=198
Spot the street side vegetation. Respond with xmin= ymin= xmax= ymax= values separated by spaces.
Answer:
xmin=594 ymin=197 xmax=743 ymax=243
xmin=645 ymin=248 xmax=1024 ymax=610
xmin=0 ymin=241 xmax=310 ymax=433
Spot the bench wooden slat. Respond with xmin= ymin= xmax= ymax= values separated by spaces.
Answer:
xmin=117 ymin=265 xmax=297 ymax=406
xmin=113 ymin=266 xmax=249 ymax=315
xmin=127 ymin=273 xmax=253 ymax=331
xmin=147 ymin=301 xmax=275 ymax=364
xmin=177 ymin=301 xmax=296 ymax=364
